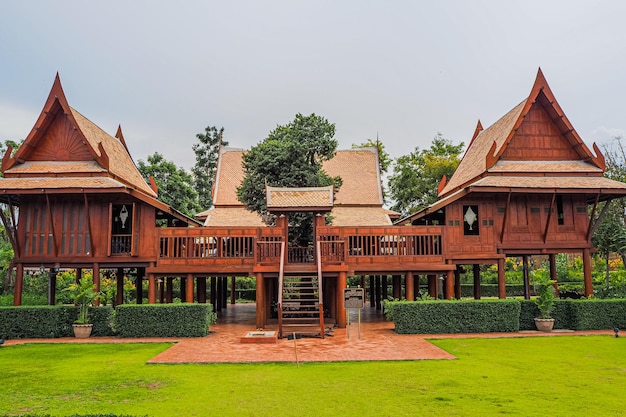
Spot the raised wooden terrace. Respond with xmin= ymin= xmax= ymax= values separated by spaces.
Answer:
xmin=150 ymin=225 xmax=452 ymax=276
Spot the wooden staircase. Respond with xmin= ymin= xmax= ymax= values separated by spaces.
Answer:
xmin=277 ymin=241 xmax=325 ymax=339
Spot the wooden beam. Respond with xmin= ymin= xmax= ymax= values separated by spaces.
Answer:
xmin=500 ymin=192 xmax=512 ymax=243
xmin=45 ymin=195 xmax=59 ymax=257
xmin=83 ymin=194 xmax=95 ymax=256
xmin=586 ymin=193 xmax=601 ymax=241
xmin=543 ymin=193 xmax=556 ymax=244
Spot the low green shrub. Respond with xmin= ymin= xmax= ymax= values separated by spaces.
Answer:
xmin=114 ymin=304 xmax=215 ymax=337
xmin=387 ymin=299 xmax=520 ymax=334
xmin=568 ymin=299 xmax=626 ymax=330
xmin=0 ymin=306 xmax=114 ymax=339
xmin=519 ymin=299 xmax=573 ymax=330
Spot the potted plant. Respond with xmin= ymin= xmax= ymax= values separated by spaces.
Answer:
xmin=66 ymin=275 xmax=101 ymax=338
xmin=534 ymin=271 xmax=556 ymax=332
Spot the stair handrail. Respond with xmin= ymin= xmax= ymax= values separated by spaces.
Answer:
xmin=316 ymin=240 xmax=325 ymax=338
xmin=277 ymin=240 xmax=286 ymax=337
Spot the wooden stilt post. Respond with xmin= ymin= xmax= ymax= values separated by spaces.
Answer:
xmin=472 ymin=265 xmax=480 ymax=300
xmin=230 ymin=276 xmax=236 ymax=304
xmin=166 ymin=277 xmax=174 ymax=303
xmin=180 ymin=276 xmax=187 ymax=302
xmin=92 ymin=263 xmax=100 ymax=306
xmin=392 ymin=275 xmax=401 ymax=300
xmin=337 ymin=271 xmax=347 ymax=328
xmin=369 ymin=275 xmax=375 ymax=307
xmin=382 ymin=275 xmax=388 ymax=302
xmin=522 ymin=255 xmax=530 ymax=300
xmin=454 ymin=266 xmax=462 ymax=299
xmin=428 ymin=274 xmax=437 ymax=299
xmin=445 ymin=270 xmax=454 ymax=300
xmin=256 ymin=272 xmax=265 ymax=329
xmin=13 ymin=263 xmax=23 ymax=306
xmin=210 ymin=277 xmax=217 ymax=311
xmin=186 ymin=273 xmax=194 ymax=303
xmin=158 ymin=277 xmax=165 ymax=303
xmin=76 ymin=268 xmax=82 ymax=284
xmin=48 ymin=267 xmax=57 ymax=306
xmin=136 ymin=268 xmax=144 ymax=304
xmin=375 ymin=275 xmax=381 ymax=310
xmin=116 ymin=267 xmax=124 ymax=305
xmin=148 ymin=273 xmax=156 ymax=304
xmin=583 ymin=248 xmax=593 ymax=298
xmin=406 ymin=271 xmax=415 ymax=301
xmin=549 ymin=254 xmax=559 ymax=297
xmin=197 ymin=277 xmax=207 ymax=303
xmin=497 ymin=258 xmax=506 ymax=299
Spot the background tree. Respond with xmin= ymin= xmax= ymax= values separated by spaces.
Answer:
xmin=237 ymin=113 xmax=341 ymax=245
xmin=592 ymin=136 xmax=626 ymax=282
xmin=388 ymin=133 xmax=464 ymax=216
xmin=138 ymin=152 xmax=201 ymax=217
xmin=0 ymin=139 xmax=21 ymax=293
xmin=192 ymin=125 xmax=228 ymax=210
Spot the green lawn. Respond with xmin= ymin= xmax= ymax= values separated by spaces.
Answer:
xmin=1 ymin=336 xmax=624 ymax=416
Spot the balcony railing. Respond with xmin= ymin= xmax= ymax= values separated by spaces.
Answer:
xmin=156 ymin=225 xmax=445 ymax=268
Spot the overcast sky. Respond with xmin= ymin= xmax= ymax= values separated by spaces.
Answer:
xmin=1 ymin=1 xmax=626 ymax=170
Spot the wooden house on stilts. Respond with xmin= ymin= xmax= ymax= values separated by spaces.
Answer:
xmin=3 ymin=69 xmax=626 ymax=337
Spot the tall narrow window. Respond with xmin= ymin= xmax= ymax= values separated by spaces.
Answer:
xmin=463 ymin=205 xmax=479 ymax=235
xmin=556 ymin=196 xmax=564 ymax=225
xmin=111 ymin=204 xmax=133 ymax=254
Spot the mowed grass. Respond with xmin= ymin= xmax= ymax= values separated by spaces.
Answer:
xmin=1 ymin=336 xmax=625 ymax=416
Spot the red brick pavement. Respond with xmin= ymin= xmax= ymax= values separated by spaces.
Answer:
xmin=3 ymin=304 xmax=613 ymax=364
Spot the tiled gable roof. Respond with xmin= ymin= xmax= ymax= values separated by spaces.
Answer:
xmin=440 ymin=69 xmax=604 ymax=198
xmin=2 ymin=74 xmax=156 ymax=198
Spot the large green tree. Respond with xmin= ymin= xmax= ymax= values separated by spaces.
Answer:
xmin=0 ymin=140 xmax=20 ymax=293
xmin=388 ymin=134 xmax=464 ymax=216
xmin=592 ymin=137 xmax=626 ymax=282
xmin=192 ymin=126 xmax=228 ymax=210
xmin=237 ymin=113 xmax=341 ymax=245
xmin=137 ymin=152 xmax=201 ymax=217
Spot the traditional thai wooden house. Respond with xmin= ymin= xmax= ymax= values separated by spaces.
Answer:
xmin=0 ymin=75 xmax=199 ymax=306
xmin=3 ymin=70 xmax=626 ymax=337
xmin=402 ymin=69 xmax=626 ymax=299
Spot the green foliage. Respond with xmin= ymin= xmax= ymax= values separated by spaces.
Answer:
xmin=64 ymin=274 xmax=101 ymax=324
xmin=237 ymin=113 xmax=340 ymax=245
xmin=0 ymin=305 xmax=113 ymax=339
xmin=534 ymin=270 xmax=556 ymax=319
xmin=352 ymin=138 xmax=392 ymax=173
xmin=388 ymin=133 xmax=464 ymax=216
xmin=192 ymin=125 xmax=228 ymax=210
xmin=114 ymin=304 xmax=215 ymax=337
xmin=137 ymin=152 xmax=200 ymax=216
xmin=568 ymin=299 xmax=626 ymax=330
xmin=386 ymin=299 xmax=521 ymax=334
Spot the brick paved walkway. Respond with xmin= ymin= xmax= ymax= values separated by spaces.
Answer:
xmin=3 ymin=303 xmax=613 ymax=364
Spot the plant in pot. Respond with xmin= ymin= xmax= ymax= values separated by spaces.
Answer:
xmin=534 ymin=271 xmax=556 ymax=332
xmin=66 ymin=275 xmax=101 ymax=338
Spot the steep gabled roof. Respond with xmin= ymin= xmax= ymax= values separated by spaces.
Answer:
xmin=203 ymin=146 xmax=391 ymax=226
xmin=439 ymin=68 xmax=605 ymax=198
xmin=2 ymin=74 xmax=156 ymax=198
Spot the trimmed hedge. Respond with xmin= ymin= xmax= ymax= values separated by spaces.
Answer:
xmin=390 ymin=298 xmax=626 ymax=334
xmin=114 ymin=304 xmax=215 ymax=337
xmin=388 ymin=299 xmax=521 ymax=334
xmin=0 ymin=306 xmax=114 ymax=339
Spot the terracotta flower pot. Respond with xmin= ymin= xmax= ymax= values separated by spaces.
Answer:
xmin=72 ymin=323 xmax=93 ymax=338
xmin=534 ymin=318 xmax=555 ymax=332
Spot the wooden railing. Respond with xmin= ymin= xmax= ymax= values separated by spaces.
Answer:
xmin=155 ymin=225 xmax=445 ymax=269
